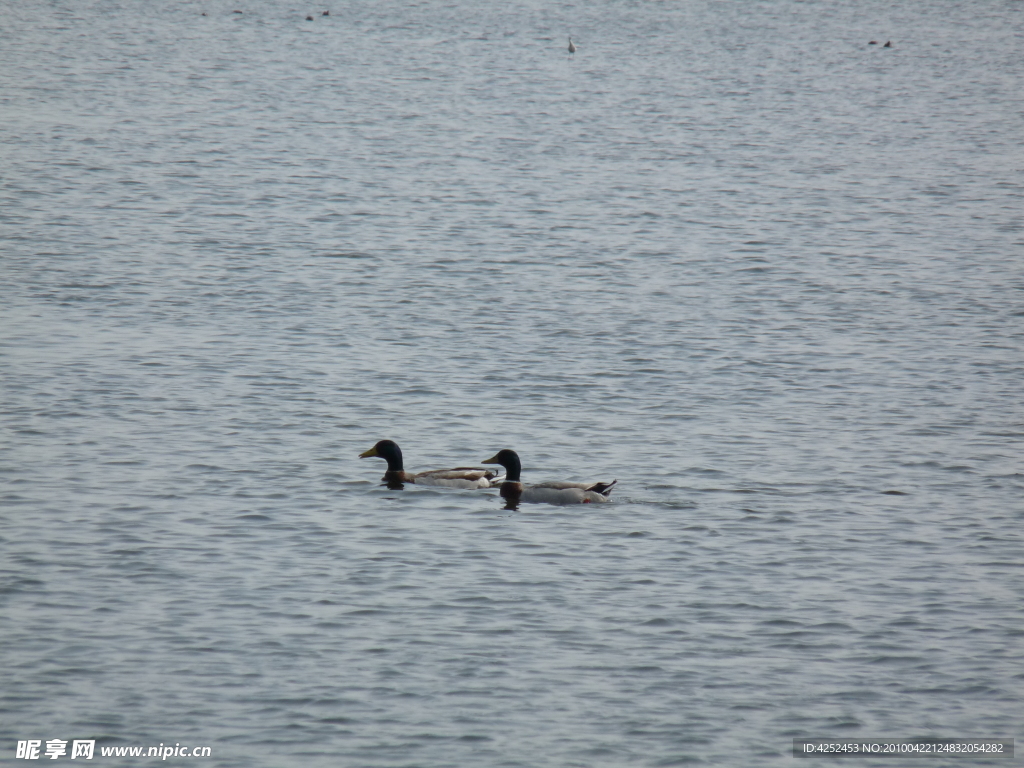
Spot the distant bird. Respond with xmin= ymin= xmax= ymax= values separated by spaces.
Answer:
xmin=322 ymin=10 xmax=329 ymax=15
xmin=360 ymin=440 xmax=502 ymax=490
xmin=568 ymin=37 xmax=577 ymax=56
xmin=883 ymin=40 xmax=892 ymax=47
xmin=482 ymin=449 xmax=616 ymax=507
xmin=232 ymin=9 xmax=243 ymax=13
xmin=868 ymin=40 xmax=877 ymax=45
xmin=306 ymin=15 xmax=313 ymax=20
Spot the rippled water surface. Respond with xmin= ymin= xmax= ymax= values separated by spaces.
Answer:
xmin=2 ymin=0 xmax=1022 ymax=765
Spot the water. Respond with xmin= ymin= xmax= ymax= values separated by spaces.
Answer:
xmin=2 ymin=0 xmax=1022 ymax=765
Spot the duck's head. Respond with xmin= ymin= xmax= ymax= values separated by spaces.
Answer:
xmin=359 ymin=439 xmax=404 ymax=471
xmin=483 ymin=449 xmax=522 ymax=481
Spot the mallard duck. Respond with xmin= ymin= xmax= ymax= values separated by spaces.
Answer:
xmin=482 ymin=449 xmax=616 ymax=506
xmin=359 ymin=440 xmax=501 ymax=489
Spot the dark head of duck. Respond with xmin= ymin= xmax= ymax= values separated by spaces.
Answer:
xmin=483 ymin=449 xmax=524 ymax=504
xmin=359 ymin=439 xmax=406 ymax=488
xmin=482 ymin=449 xmax=522 ymax=480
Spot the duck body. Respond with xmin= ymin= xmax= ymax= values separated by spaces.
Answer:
xmin=497 ymin=481 xmax=614 ymax=505
xmin=360 ymin=440 xmax=500 ymax=489
xmin=483 ymin=449 xmax=615 ymax=506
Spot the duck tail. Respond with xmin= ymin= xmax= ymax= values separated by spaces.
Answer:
xmin=587 ymin=480 xmax=617 ymax=496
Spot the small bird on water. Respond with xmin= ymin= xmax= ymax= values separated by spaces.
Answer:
xmin=568 ymin=37 xmax=577 ymax=56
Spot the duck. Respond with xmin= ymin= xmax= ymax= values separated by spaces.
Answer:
xmin=482 ymin=449 xmax=616 ymax=506
xmin=359 ymin=440 xmax=501 ymax=489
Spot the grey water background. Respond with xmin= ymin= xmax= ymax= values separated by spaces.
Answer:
xmin=2 ymin=0 xmax=1022 ymax=764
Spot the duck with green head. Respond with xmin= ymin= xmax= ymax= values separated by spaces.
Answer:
xmin=360 ymin=440 xmax=501 ymax=489
xmin=482 ymin=448 xmax=616 ymax=506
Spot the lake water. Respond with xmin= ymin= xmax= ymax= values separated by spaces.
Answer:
xmin=1 ymin=0 xmax=1022 ymax=765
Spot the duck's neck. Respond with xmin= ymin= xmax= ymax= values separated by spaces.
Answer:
xmin=502 ymin=454 xmax=522 ymax=482
xmin=382 ymin=448 xmax=404 ymax=473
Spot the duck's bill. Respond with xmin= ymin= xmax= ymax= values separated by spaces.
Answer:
xmin=359 ymin=446 xmax=379 ymax=458
xmin=482 ymin=454 xmax=501 ymax=464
